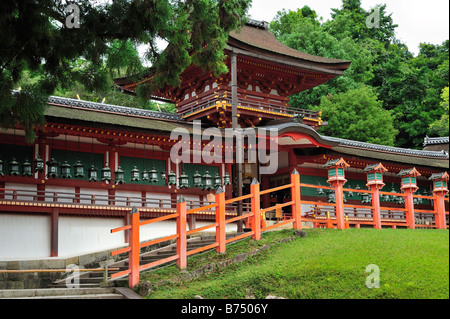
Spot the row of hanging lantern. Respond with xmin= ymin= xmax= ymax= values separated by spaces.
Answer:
xmin=0 ymin=156 xmax=231 ymax=190
xmin=315 ymin=183 xmax=432 ymax=205
xmin=180 ymin=170 xmax=231 ymax=190
xmin=0 ymin=157 xmax=37 ymax=177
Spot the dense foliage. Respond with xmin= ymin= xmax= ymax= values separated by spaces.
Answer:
xmin=271 ymin=0 xmax=449 ymax=148
xmin=2 ymin=0 xmax=448 ymax=148
xmin=0 ymin=0 xmax=251 ymax=142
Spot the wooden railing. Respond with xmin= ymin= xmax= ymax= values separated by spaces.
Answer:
xmin=177 ymin=96 xmax=320 ymax=119
xmin=110 ymin=170 xmax=302 ymax=288
xmin=0 ymin=188 xmax=247 ymax=219
xmin=109 ymin=169 xmax=449 ymax=288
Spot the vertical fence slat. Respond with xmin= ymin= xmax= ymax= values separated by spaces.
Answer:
xmin=291 ymin=169 xmax=302 ymax=230
xmin=215 ymin=187 xmax=226 ymax=254
xmin=251 ymin=179 xmax=261 ymax=240
xmin=128 ymin=207 xmax=140 ymax=288
xmin=177 ymin=196 xmax=187 ymax=269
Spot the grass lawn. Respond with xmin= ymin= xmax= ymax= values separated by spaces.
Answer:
xmin=143 ymin=228 xmax=449 ymax=299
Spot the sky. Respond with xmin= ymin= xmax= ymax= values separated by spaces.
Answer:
xmin=247 ymin=0 xmax=449 ymax=56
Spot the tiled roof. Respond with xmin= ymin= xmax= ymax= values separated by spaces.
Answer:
xmin=261 ymin=121 xmax=449 ymax=159
xmin=47 ymin=95 xmax=183 ymax=122
xmin=423 ymin=136 xmax=449 ymax=146
xmin=331 ymin=137 xmax=449 ymax=158
xmin=229 ymin=20 xmax=351 ymax=67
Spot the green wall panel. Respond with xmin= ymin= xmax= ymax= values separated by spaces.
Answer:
xmin=0 ymin=144 xmax=33 ymax=175
xmin=51 ymin=149 xmax=103 ymax=180
xmin=119 ymin=156 xmax=166 ymax=186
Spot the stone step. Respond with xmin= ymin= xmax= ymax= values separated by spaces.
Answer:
xmin=0 ymin=287 xmax=116 ymax=298
xmin=51 ymin=283 xmax=100 ymax=288
xmin=47 ymin=232 xmax=246 ymax=289
xmin=12 ymin=293 xmax=124 ymax=299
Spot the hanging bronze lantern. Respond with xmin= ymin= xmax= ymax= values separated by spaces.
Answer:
xmin=88 ymin=165 xmax=98 ymax=182
xmin=361 ymin=190 xmax=372 ymax=204
xmin=22 ymin=159 xmax=33 ymax=177
xmin=101 ymin=163 xmax=112 ymax=182
xmin=202 ymin=171 xmax=213 ymax=190
xmin=9 ymin=158 xmax=20 ymax=176
xmin=46 ymin=158 xmax=58 ymax=178
xmin=34 ymin=155 xmax=44 ymax=173
xmin=167 ymin=170 xmax=176 ymax=186
xmin=141 ymin=168 xmax=149 ymax=181
xmin=193 ymin=171 xmax=202 ymax=188
xmin=115 ymin=166 xmax=125 ymax=184
xmin=61 ymin=161 xmax=71 ymax=178
xmin=316 ymin=183 xmax=325 ymax=196
xmin=149 ymin=166 xmax=159 ymax=183
xmin=73 ymin=160 xmax=85 ymax=178
xmin=131 ymin=166 xmax=140 ymax=181
xmin=214 ymin=173 xmax=222 ymax=189
xmin=223 ymin=172 xmax=231 ymax=186
xmin=179 ymin=171 xmax=189 ymax=189
xmin=160 ymin=170 xmax=167 ymax=182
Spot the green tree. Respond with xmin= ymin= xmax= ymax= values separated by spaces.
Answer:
xmin=429 ymin=86 xmax=449 ymax=137
xmin=0 ymin=0 xmax=251 ymax=142
xmin=324 ymin=1 xmax=398 ymax=45
xmin=270 ymin=8 xmax=375 ymax=109
xmin=317 ymin=86 xmax=398 ymax=146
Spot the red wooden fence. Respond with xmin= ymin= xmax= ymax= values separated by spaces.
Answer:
xmin=109 ymin=167 xmax=449 ymax=288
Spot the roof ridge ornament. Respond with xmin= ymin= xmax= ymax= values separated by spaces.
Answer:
xmin=246 ymin=18 xmax=269 ymax=30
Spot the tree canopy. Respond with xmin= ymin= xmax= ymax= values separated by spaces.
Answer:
xmin=270 ymin=1 xmax=449 ymax=149
xmin=0 ymin=0 xmax=251 ymax=141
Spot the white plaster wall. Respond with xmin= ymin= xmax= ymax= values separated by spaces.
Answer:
xmin=0 ymin=214 xmax=51 ymax=259
xmin=4 ymin=183 xmax=37 ymax=201
xmin=58 ymin=216 xmax=125 ymax=257
xmin=115 ymin=190 xmax=142 ymax=206
xmin=145 ymin=192 xmax=171 ymax=208
xmin=0 ymin=213 xmax=237 ymax=259
xmin=140 ymin=220 xmax=176 ymax=242
xmin=79 ymin=188 xmax=109 ymax=205
xmin=139 ymin=220 xmax=237 ymax=241
xmin=45 ymin=186 xmax=75 ymax=203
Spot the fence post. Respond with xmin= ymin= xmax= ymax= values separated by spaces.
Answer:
xmin=326 ymin=211 xmax=333 ymax=229
xmin=398 ymin=168 xmax=420 ymax=229
xmin=128 ymin=206 xmax=140 ymax=288
xmin=364 ymin=163 xmax=388 ymax=229
xmin=371 ymin=187 xmax=382 ymax=229
xmin=177 ymin=196 xmax=187 ymax=269
xmin=430 ymin=172 xmax=449 ymax=229
xmin=251 ymin=179 xmax=261 ymax=240
xmin=215 ymin=187 xmax=226 ymax=253
xmin=404 ymin=191 xmax=416 ymax=229
xmin=291 ymin=169 xmax=302 ymax=230
xmin=323 ymin=158 xmax=350 ymax=230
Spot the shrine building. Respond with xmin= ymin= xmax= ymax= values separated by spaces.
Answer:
xmin=0 ymin=20 xmax=448 ymax=260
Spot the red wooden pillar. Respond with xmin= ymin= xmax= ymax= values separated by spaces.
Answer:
xmin=404 ymin=190 xmax=416 ymax=229
xmin=176 ymin=196 xmax=187 ymax=269
xmin=215 ymin=187 xmax=226 ymax=254
xmin=290 ymin=169 xmax=302 ymax=230
xmin=250 ymin=179 xmax=261 ymax=240
xmin=128 ymin=207 xmax=140 ymax=288
xmin=364 ymin=163 xmax=388 ymax=229
xmin=37 ymin=137 xmax=47 ymax=201
xmin=50 ymin=208 xmax=59 ymax=257
xmin=323 ymin=158 xmax=350 ymax=230
xmin=429 ymin=172 xmax=449 ymax=229
xmin=398 ymin=168 xmax=421 ymax=229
